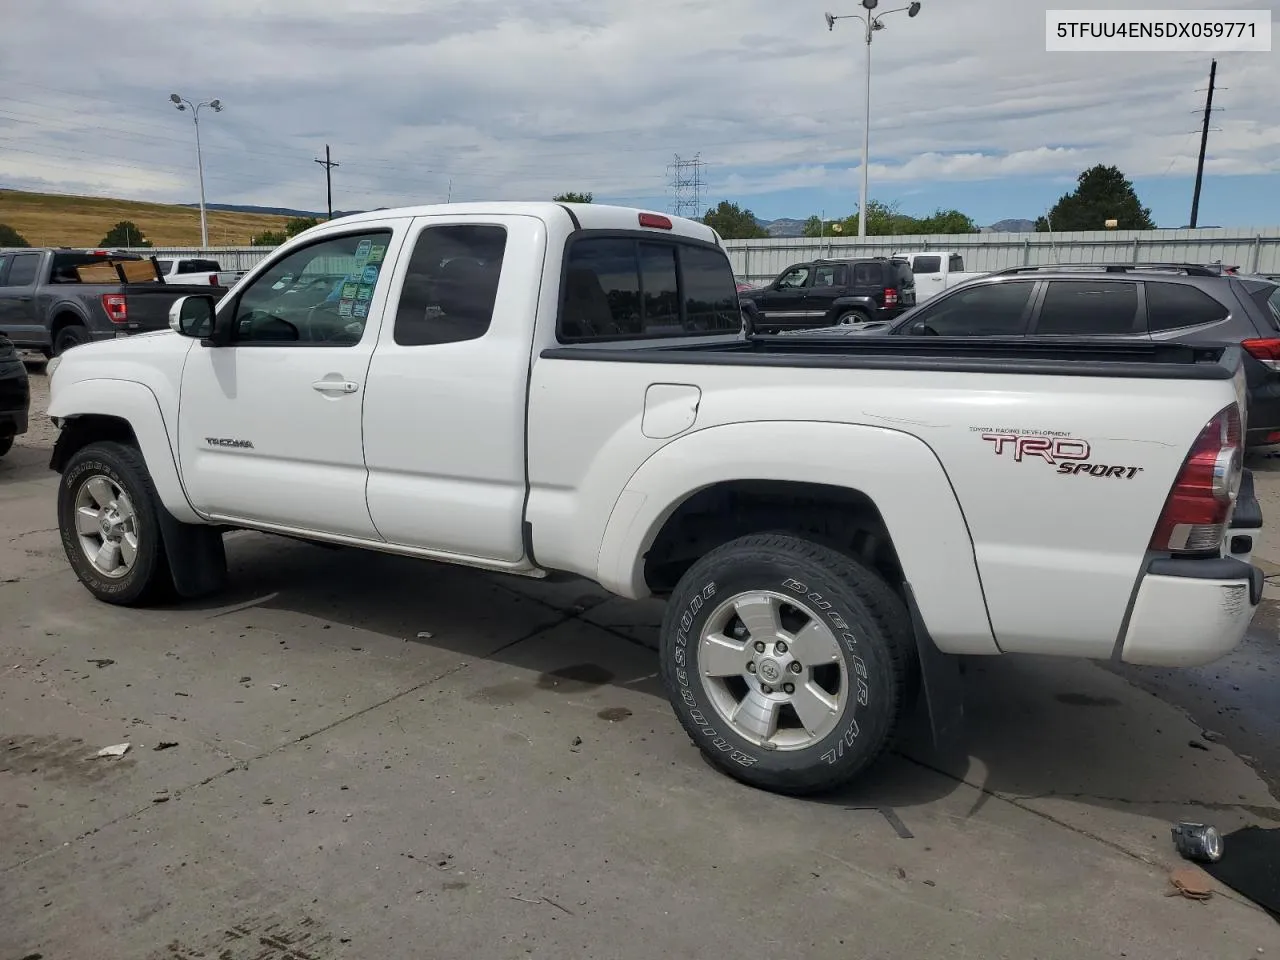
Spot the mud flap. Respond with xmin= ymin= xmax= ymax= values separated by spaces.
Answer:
xmin=156 ymin=508 xmax=228 ymax=599
xmin=903 ymin=582 xmax=966 ymax=754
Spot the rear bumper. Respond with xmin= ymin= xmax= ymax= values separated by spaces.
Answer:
xmin=1119 ymin=557 xmax=1260 ymax=667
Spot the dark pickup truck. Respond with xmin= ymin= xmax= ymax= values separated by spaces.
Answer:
xmin=0 ymin=248 xmax=224 ymax=358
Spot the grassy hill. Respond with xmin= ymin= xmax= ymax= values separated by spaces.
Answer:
xmin=0 ymin=189 xmax=292 ymax=248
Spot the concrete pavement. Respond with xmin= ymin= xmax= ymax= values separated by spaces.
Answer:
xmin=2 ymin=372 xmax=1278 ymax=958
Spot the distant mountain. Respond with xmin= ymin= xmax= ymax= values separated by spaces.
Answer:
xmin=983 ymin=218 xmax=1037 ymax=233
xmin=755 ymin=217 xmax=808 ymax=238
xmin=181 ymin=202 xmax=372 ymax=219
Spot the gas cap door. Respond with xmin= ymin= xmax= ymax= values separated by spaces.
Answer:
xmin=642 ymin=383 xmax=702 ymax=439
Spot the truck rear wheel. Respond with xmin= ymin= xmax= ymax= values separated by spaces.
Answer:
xmin=57 ymin=441 xmax=173 ymax=606
xmin=659 ymin=533 xmax=914 ymax=795
xmin=836 ymin=309 xmax=871 ymax=325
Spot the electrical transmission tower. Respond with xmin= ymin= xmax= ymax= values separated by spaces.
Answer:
xmin=667 ymin=154 xmax=705 ymax=218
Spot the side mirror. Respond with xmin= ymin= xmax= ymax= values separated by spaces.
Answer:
xmin=169 ymin=295 xmax=216 ymax=339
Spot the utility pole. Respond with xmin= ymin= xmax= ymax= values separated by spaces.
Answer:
xmin=1189 ymin=59 xmax=1216 ymax=229
xmin=314 ymin=145 xmax=340 ymax=220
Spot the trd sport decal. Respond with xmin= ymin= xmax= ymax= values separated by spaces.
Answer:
xmin=978 ymin=431 xmax=1143 ymax=479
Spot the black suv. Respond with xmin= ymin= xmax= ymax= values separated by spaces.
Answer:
xmin=739 ymin=256 xmax=915 ymax=333
xmin=787 ymin=263 xmax=1280 ymax=447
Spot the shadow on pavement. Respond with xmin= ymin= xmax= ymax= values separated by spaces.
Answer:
xmin=167 ymin=533 xmax=1280 ymax=837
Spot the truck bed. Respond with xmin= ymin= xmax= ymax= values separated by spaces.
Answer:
xmin=541 ymin=335 xmax=1238 ymax=380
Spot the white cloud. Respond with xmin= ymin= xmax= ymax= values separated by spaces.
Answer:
xmin=0 ymin=0 xmax=1276 ymax=217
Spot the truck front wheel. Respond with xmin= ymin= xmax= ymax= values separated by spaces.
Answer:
xmin=659 ymin=533 xmax=915 ymax=795
xmin=57 ymin=441 xmax=173 ymax=606
xmin=53 ymin=324 xmax=89 ymax=356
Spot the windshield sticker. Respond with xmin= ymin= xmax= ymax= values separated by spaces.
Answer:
xmin=356 ymin=284 xmax=373 ymax=302
xmin=338 ymin=299 xmax=354 ymax=318
xmin=341 ymin=281 xmax=359 ymax=300
xmin=352 ymin=239 xmax=373 ymax=270
xmin=361 ymin=264 xmax=379 ymax=285
xmin=368 ymin=243 xmax=387 ymax=264
xmin=354 ymin=301 xmax=369 ymax=319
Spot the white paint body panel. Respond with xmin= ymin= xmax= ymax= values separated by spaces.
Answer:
xmin=1121 ymin=574 xmax=1254 ymax=667
xmin=900 ymin=251 xmax=988 ymax=304
xmin=47 ymin=201 xmax=1259 ymax=669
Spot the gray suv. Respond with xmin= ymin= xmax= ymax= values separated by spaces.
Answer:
xmin=787 ymin=263 xmax=1280 ymax=447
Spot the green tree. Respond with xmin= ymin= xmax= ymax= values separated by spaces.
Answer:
xmin=252 ymin=230 xmax=287 ymax=246
xmin=553 ymin=192 xmax=593 ymax=203
xmin=100 ymin=220 xmax=152 ymax=247
xmin=285 ymin=216 xmax=320 ymax=237
xmin=701 ymin=200 xmax=768 ymax=239
xmin=1035 ymin=164 xmax=1155 ymax=232
xmin=0 ymin=223 xmax=30 ymax=247
xmin=914 ymin=208 xmax=980 ymax=234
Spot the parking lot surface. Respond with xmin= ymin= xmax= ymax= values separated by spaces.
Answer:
xmin=3 ymin=370 xmax=1278 ymax=958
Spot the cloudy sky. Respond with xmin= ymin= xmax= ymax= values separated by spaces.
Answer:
xmin=2 ymin=0 xmax=1277 ymax=227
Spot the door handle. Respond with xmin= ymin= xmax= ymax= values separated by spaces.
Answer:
xmin=312 ymin=379 xmax=359 ymax=395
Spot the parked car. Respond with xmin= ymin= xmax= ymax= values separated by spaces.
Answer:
xmin=738 ymin=256 xmax=915 ymax=333
xmin=155 ymin=256 xmax=242 ymax=288
xmin=46 ymin=205 xmax=1262 ymax=796
xmin=782 ymin=263 xmax=1280 ymax=447
xmin=0 ymin=248 xmax=224 ymax=357
xmin=895 ymin=251 xmax=987 ymax=303
xmin=0 ymin=331 xmax=29 ymax=457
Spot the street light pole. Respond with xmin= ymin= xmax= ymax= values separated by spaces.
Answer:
xmin=825 ymin=2 xmax=922 ymax=238
xmin=170 ymin=93 xmax=223 ymax=248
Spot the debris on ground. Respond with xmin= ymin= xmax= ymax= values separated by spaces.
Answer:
xmin=154 ymin=742 xmax=178 ymax=751
xmin=1201 ymin=826 xmax=1280 ymax=920
xmin=417 ymin=631 xmax=433 ymax=640
xmin=1167 ymin=866 xmax=1213 ymax=901
xmin=1171 ymin=822 xmax=1223 ymax=863
xmin=239 ymin=676 xmax=252 ymax=683
xmin=1187 ymin=739 xmax=1209 ymax=751
xmin=570 ymin=736 xmax=583 ymax=753
xmin=92 ymin=743 xmax=130 ymax=758
xmin=1201 ymin=729 xmax=1223 ymax=743
xmin=271 ymin=683 xmax=285 ymax=690
xmin=86 ymin=658 xmax=115 ymax=669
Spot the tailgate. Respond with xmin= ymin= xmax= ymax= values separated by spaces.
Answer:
xmin=119 ymin=283 xmax=225 ymax=332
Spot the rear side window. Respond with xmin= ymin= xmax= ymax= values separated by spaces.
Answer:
xmin=1146 ymin=282 xmax=1230 ymax=332
xmin=394 ymin=224 xmax=507 ymax=346
xmin=156 ymin=260 xmax=174 ymax=273
xmin=1036 ymin=281 xmax=1138 ymax=335
xmin=852 ymin=262 xmax=881 ymax=285
xmin=5 ymin=253 xmax=40 ymax=286
xmin=913 ymin=255 xmax=941 ymax=274
xmin=681 ymin=245 xmax=741 ymax=332
xmin=50 ymin=252 xmax=128 ymax=283
xmin=179 ymin=259 xmax=221 ymax=273
xmin=0 ymin=256 xmax=8 ymax=283
xmin=813 ymin=264 xmax=841 ymax=287
xmin=949 ymin=254 xmax=964 ymax=272
xmin=560 ymin=237 xmax=740 ymax=340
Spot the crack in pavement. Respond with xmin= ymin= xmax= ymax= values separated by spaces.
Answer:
xmin=1 ymin=610 xmax=580 ymax=875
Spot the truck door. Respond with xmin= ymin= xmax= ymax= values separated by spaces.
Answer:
xmin=361 ymin=213 xmax=544 ymax=562
xmin=911 ymin=254 xmax=944 ymax=301
xmin=177 ymin=220 xmax=408 ymax=539
xmin=0 ymin=252 xmax=44 ymax=347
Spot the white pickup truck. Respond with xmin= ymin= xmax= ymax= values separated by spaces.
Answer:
xmin=899 ymin=251 xmax=986 ymax=302
xmin=155 ymin=256 xmax=241 ymax=288
xmin=44 ymin=202 xmax=1264 ymax=795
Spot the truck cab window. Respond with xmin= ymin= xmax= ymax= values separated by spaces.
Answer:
xmin=679 ymin=245 xmax=741 ymax=333
xmin=949 ymin=254 xmax=965 ymax=272
xmin=913 ymin=256 xmax=941 ymax=274
xmin=233 ymin=230 xmax=392 ymax=345
xmin=394 ymin=225 xmax=507 ymax=346
xmin=5 ymin=254 xmax=39 ymax=287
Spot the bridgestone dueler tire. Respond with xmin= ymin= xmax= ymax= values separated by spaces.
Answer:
xmin=58 ymin=441 xmax=173 ymax=606
xmin=659 ymin=533 xmax=915 ymax=795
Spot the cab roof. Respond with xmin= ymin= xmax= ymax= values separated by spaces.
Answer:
xmin=318 ymin=202 xmax=721 ymax=247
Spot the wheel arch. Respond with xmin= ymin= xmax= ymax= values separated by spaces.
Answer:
xmin=49 ymin=378 xmax=201 ymax=524
xmin=595 ymin=420 xmax=998 ymax=656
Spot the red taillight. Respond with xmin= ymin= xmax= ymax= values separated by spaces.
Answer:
xmin=101 ymin=293 xmax=128 ymax=324
xmin=1242 ymin=338 xmax=1280 ymax=372
xmin=208 ymin=274 xmax=217 ymax=285
xmin=1149 ymin=404 xmax=1243 ymax=554
xmin=638 ymin=212 xmax=672 ymax=230
xmin=884 ymin=287 xmax=899 ymax=307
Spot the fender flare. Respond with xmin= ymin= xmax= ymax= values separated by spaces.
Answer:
xmin=48 ymin=300 xmax=93 ymax=328
xmin=829 ymin=296 xmax=877 ymax=318
xmin=48 ymin=378 xmax=201 ymax=524
xmin=594 ymin=420 xmax=999 ymax=656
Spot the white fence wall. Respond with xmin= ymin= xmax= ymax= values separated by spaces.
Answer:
xmin=723 ymin=228 xmax=1280 ymax=285
xmin=130 ymin=227 xmax=1280 ymax=286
